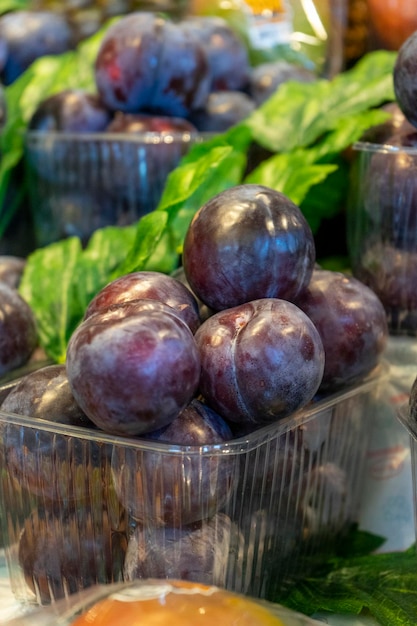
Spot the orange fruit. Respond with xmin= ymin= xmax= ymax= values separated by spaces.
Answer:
xmin=367 ymin=0 xmax=417 ymax=50
xmin=70 ymin=580 xmax=286 ymax=626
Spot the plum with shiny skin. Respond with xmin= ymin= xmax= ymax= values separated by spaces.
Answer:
xmin=352 ymin=240 xmax=417 ymax=332
xmin=189 ymin=90 xmax=256 ymax=132
xmin=180 ymin=16 xmax=250 ymax=92
xmin=0 ymin=363 xmax=91 ymax=427
xmin=105 ymin=111 xmax=198 ymax=134
xmin=0 ymin=283 xmax=37 ymax=376
xmin=18 ymin=507 xmax=127 ymax=604
xmin=28 ymin=89 xmax=111 ymax=133
xmin=249 ymin=60 xmax=316 ymax=106
xmin=0 ymin=255 xmax=25 ymax=288
xmin=360 ymin=131 xmax=417 ymax=251
xmin=94 ymin=12 xmax=211 ymax=117
xmin=84 ymin=270 xmax=201 ymax=333
xmin=183 ymin=184 xmax=316 ymax=311
xmin=394 ymin=31 xmax=417 ymax=128
xmin=111 ymin=398 xmax=236 ymax=526
xmin=66 ymin=299 xmax=201 ymax=436
xmin=0 ymin=364 xmax=120 ymax=506
xmin=194 ymin=298 xmax=325 ymax=425
xmin=0 ymin=11 xmax=73 ymax=85
xmin=123 ymin=513 xmax=240 ymax=586
xmin=293 ymin=268 xmax=388 ymax=392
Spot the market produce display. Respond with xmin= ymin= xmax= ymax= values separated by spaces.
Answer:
xmin=1 ymin=7 xmax=416 ymax=626
xmin=0 ymin=178 xmax=388 ymax=606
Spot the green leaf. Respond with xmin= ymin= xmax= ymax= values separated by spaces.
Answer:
xmin=19 ymin=225 xmax=136 ymax=363
xmin=278 ymin=541 xmax=417 ymax=626
xmin=111 ymin=211 xmax=169 ymax=277
xmin=19 ymin=238 xmax=84 ymax=364
xmin=244 ymin=149 xmax=338 ymax=208
xmin=74 ymin=224 xmax=137 ymax=311
xmin=245 ymin=50 xmax=397 ymax=153
xmin=0 ymin=0 xmax=29 ymax=13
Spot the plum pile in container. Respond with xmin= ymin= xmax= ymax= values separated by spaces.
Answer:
xmin=0 ymin=184 xmax=388 ymax=607
xmin=22 ymin=11 xmax=257 ymax=248
xmin=22 ymin=10 xmax=317 ymax=248
xmin=347 ymin=28 xmax=417 ymax=335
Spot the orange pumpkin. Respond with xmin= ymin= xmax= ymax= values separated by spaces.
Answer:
xmin=70 ymin=580 xmax=286 ymax=626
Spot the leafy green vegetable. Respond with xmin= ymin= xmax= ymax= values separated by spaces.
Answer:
xmin=16 ymin=48 xmax=397 ymax=362
xmin=245 ymin=51 xmax=396 ymax=154
xmin=278 ymin=533 xmax=417 ymax=626
xmin=19 ymin=225 xmax=136 ymax=363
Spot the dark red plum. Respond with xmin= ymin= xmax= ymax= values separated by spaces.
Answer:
xmin=189 ymin=91 xmax=256 ymax=132
xmin=360 ymin=132 xmax=417 ymax=250
xmin=301 ymin=463 xmax=352 ymax=536
xmin=0 ymin=365 xmax=121 ymax=507
xmin=18 ymin=507 xmax=127 ymax=604
xmin=28 ymin=90 xmax=112 ymax=133
xmin=111 ymin=398 xmax=236 ymax=526
xmin=94 ymin=12 xmax=211 ymax=117
xmin=66 ymin=299 xmax=201 ymax=436
xmin=84 ymin=270 xmax=201 ymax=333
xmin=105 ymin=111 xmax=198 ymax=134
xmin=123 ymin=513 xmax=240 ymax=586
xmin=180 ymin=16 xmax=250 ymax=92
xmin=0 ymin=364 xmax=92 ymax=427
xmin=293 ymin=269 xmax=388 ymax=392
xmin=0 ymin=283 xmax=37 ymax=376
xmin=0 ymin=255 xmax=26 ymax=288
xmin=182 ymin=184 xmax=316 ymax=311
xmin=249 ymin=60 xmax=316 ymax=106
xmin=0 ymin=11 xmax=73 ymax=85
xmin=394 ymin=31 xmax=417 ymax=128
xmin=171 ymin=266 xmax=214 ymax=322
xmin=359 ymin=102 xmax=415 ymax=145
xmin=352 ymin=240 xmax=417 ymax=332
xmin=194 ymin=298 xmax=325 ymax=426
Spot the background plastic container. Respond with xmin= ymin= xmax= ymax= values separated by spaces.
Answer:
xmin=23 ymin=130 xmax=207 ymax=248
xmin=0 ymin=364 xmax=387 ymax=608
xmin=347 ymin=139 xmax=417 ymax=335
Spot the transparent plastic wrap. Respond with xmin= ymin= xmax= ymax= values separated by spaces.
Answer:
xmin=0 ymin=364 xmax=387 ymax=608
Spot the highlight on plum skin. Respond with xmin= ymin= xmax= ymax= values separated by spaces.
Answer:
xmin=182 ymin=184 xmax=316 ymax=312
xmin=194 ymin=297 xmax=325 ymax=426
xmin=66 ymin=299 xmax=201 ymax=437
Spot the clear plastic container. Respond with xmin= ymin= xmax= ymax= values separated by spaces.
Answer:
xmin=347 ymin=138 xmax=417 ymax=335
xmin=0 ymin=363 xmax=387 ymax=608
xmin=23 ymin=130 xmax=208 ymax=248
